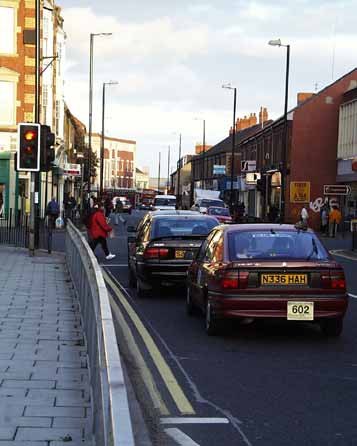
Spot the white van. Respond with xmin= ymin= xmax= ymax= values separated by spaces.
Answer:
xmin=152 ymin=195 xmax=177 ymax=211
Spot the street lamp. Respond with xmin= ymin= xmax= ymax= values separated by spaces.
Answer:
xmin=88 ymin=32 xmax=112 ymax=196
xmin=268 ymin=38 xmax=290 ymax=223
xmin=194 ymin=118 xmax=206 ymax=187
xmin=222 ymin=84 xmax=237 ymax=213
xmin=76 ymin=152 xmax=85 ymax=211
xmin=176 ymin=134 xmax=182 ymax=208
xmin=100 ymin=80 xmax=118 ymax=196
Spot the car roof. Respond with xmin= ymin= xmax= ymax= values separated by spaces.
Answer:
xmin=150 ymin=210 xmax=200 ymax=215
xmin=222 ymin=223 xmax=314 ymax=233
xmin=154 ymin=195 xmax=176 ymax=199
xmin=151 ymin=212 xmax=218 ymax=220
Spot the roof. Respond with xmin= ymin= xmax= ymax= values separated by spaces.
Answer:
xmin=223 ymin=223 xmax=314 ymax=233
xmin=91 ymin=133 xmax=136 ymax=145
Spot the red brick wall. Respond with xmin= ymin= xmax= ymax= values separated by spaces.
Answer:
xmin=287 ymin=69 xmax=357 ymax=229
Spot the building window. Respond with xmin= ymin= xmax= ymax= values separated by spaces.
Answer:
xmin=55 ymin=100 xmax=60 ymax=135
xmin=0 ymin=6 xmax=15 ymax=55
xmin=0 ymin=80 xmax=15 ymax=125
xmin=112 ymin=149 xmax=115 ymax=158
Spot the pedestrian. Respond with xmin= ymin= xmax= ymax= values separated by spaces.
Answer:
xmin=87 ymin=205 xmax=116 ymax=260
xmin=300 ymin=206 xmax=309 ymax=225
xmin=104 ymin=195 xmax=113 ymax=219
xmin=113 ymin=198 xmax=123 ymax=225
xmin=329 ymin=205 xmax=342 ymax=238
xmin=46 ymin=197 xmax=60 ymax=229
xmin=268 ymin=205 xmax=279 ymax=223
xmin=321 ymin=205 xmax=329 ymax=236
xmin=89 ymin=195 xmax=96 ymax=208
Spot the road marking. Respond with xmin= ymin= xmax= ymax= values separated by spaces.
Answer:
xmin=109 ymin=292 xmax=169 ymax=416
xmin=165 ymin=428 xmax=200 ymax=446
xmin=330 ymin=250 xmax=357 ymax=261
xmin=161 ymin=417 xmax=229 ymax=425
xmin=103 ymin=269 xmax=195 ymax=415
xmin=100 ymin=263 xmax=128 ymax=267
xmin=348 ymin=293 xmax=357 ymax=299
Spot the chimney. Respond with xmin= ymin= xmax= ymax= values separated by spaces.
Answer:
xmin=297 ymin=92 xmax=315 ymax=106
xmin=259 ymin=107 xmax=269 ymax=125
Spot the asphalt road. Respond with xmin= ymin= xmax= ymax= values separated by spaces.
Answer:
xmin=101 ymin=210 xmax=357 ymax=446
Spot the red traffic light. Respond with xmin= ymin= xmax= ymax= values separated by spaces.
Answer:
xmin=24 ymin=130 xmax=37 ymax=141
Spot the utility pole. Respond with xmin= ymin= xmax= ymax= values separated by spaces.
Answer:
xmin=177 ymin=134 xmax=182 ymax=208
xmin=230 ymin=88 xmax=237 ymax=212
xmin=167 ymin=145 xmax=170 ymax=193
xmin=100 ymin=82 xmax=105 ymax=197
xmin=158 ymin=152 xmax=161 ymax=193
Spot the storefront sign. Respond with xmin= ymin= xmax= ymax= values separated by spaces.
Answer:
xmin=63 ymin=163 xmax=81 ymax=176
xmin=323 ymin=184 xmax=351 ymax=195
xmin=245 ymin=172 xmax=261 ymax=185
xmin=241 ymin=160 xmax=256 ymax=172
xmin=213 ymin=165 xmax=226 ymax=175
xmin=290 ymin=181 xmax=310 ymax=203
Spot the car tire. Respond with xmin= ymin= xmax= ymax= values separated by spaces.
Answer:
xmin=321 ymin=318 xmax=343 ymax=337
xmin=186 ymin=286 xmax=196 ymax=316
xmin=128 ymin=265 xmax=136 ymax=287
xmin=136 ymin=279 xmax=149 ymax=298
xmin=205 ymin=300 xmax=220 ymax=336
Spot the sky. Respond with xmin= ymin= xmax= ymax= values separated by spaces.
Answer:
xmin=59 ymin=0 xmax=357 ymax=176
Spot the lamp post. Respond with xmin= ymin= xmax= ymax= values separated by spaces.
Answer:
xmin=268 ymin=39 xmax=290 ymax=223
xmin=88 ymin=32 xmax=112 ymax=196
xmin=76 ymin=152 xmax=84 ymax=211
xmin=195 ymin=118 xmax=206 ymax=187
xmin=176 ymin=134 xmax=182 ymax=208
xmin=100 ymin=81 xmax=118 ymax=196
xmin=222 ymin=84 xmax=237 ymax=213
xmin=167 ymin=145 xmax=170 ymax=193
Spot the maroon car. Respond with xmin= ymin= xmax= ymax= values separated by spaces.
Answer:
xmin=186 ymin=224 xmax=348 ymax=336
xmin=207 ymin=207 xmax=232 ymax=224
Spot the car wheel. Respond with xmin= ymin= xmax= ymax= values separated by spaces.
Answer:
xmin=321 ymin=318 xmax=343 ymax=337
xmin=186 ymin=286 xmax=196 ymax=316
xmin=205 ymin=299 xmax=220 ymax=336
xmin=136 ymin=279 xmax=149 ymax=298
xmin=128 ymin=265 xmax=136 ymax=287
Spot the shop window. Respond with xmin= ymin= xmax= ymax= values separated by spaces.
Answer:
xmin=0 ymin=6 xmax=15 ymax=55
xmin=0 ymin=183 xmax=6 ymax=218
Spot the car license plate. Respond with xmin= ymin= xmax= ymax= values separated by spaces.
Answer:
xmin=287 ymin=301 xmax=314 ymax=321
xmin=175 ymin=250 xmax=186 ymax=259
xmin=261 ymin=274 xmax=307 ymax=285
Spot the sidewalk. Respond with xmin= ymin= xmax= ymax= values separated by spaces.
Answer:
xmin=0 ymin=247 xmax=92 ymax=445
xmin=319 ymin=232 xmax=357 ymax=260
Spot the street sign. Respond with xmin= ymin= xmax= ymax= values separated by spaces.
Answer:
xmin=290 ymin=181 xmax=310 ymax=203
xmin=323 ymin=185 xmax=351 ymax=196
xmin=63 ymin=163 xmax=81 ymax=176
xmin=241 ymin=160 xmax=256 ymax=172
xmin=213 ymin=165 xmax=226 ymax=175
xmin=245 ymin=172 xmax=261 ymax=185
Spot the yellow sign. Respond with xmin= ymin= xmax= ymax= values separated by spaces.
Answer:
xmin=290 ymin=182 xmax=310 ymax=203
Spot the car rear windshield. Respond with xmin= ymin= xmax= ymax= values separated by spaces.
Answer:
xmin=208 ymin=207 xmax=230 ymax=216
xmin=154 ymin=198 xmax=176 ymax=206
xmin=228 ymin=230 xmax=329 ymax=261
xmin=200 ymin=199 xmax=224 ymax=208
xmin=152 ymin=217 xmax=218 ymax=238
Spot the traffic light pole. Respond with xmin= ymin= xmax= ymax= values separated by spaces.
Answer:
xmin=29 ymin=0 xmax=41 ymax=255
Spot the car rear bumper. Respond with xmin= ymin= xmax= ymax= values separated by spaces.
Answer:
xmin=209 ymin=293 xmax=349 ymax=320
xmin=137 ymin=261 xmax=190 ymax=285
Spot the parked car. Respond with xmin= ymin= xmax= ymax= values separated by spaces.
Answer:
xmin=152 ymin=195 xmax=177 ymax=211
xmin=127 ymin=212 xmax=219 ymax=297
xmin=207 ymin=206 xmax=232 ymax=224
xmin=191 ymin=198 xmax=225 ymax=214
xmin=186 ymin=224 xmax=348 ymax=336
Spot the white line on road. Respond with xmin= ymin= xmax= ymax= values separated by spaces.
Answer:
xmin=348 ymin=293 xmax=357 ymax=299
xmin=165 ymin=428 xmax=200 ymax=446
xmin=161 ymin=417 xmax=229 ymax=425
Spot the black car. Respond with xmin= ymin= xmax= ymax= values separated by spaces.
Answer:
xmin=127 ymin=211 xmax=219 ymax=297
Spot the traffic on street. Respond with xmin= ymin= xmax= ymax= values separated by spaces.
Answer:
xmin=101 ymin=209 xmax=357 ymax=446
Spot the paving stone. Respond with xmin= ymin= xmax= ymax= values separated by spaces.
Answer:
xmin=2 ymin=380 xmax=56 ymax=389
xmin=15 ymin=427 xmax=82 ymax=441
xmin=0 ymin=427 xmax=16 ymax=440
xmin=0 ymin=416 xmax=52 ymax=427
xmin=25 ymin=405 xmax=85 ymax=418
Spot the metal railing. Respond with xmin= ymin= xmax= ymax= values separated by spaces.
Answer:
xmin=65 ymin=220 xmax=135 ymax=446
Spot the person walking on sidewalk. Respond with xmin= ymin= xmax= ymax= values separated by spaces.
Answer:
xmin=113 ymin=198 xmax=123 ymax=225
xmin=300 ymin=206 xmax=309 ymax=225
xmin=329 ymin=205 xmax=342 ymax=238
xmin=88 ymin=205 xmax=116 ymax=260
xmin=46 ymin=197 xmax=60 ymax=229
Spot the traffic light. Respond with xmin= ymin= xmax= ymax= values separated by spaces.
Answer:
xmin=40 ymin=125 xmax=55 ymax=171
xmin=17 ymin=123 xmax=41 ymax=171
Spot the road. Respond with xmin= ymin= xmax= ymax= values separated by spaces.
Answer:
xmin=100 ymin=210 xmax=357 ymax=446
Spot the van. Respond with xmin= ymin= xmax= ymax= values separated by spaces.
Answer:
xmin=152 ymin=195 xmax=177 ymax=211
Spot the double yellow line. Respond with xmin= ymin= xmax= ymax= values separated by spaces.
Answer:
xmin=103 ymin=270 xmax=195 ymax=416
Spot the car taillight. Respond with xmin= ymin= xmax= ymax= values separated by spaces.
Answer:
xmin=143 ymin=247 xmax=169 ymax=259
xmin=221 ymin=271 xmax=249 ymax=290
xmin=320 ymin=271 xmax=346 ymax=290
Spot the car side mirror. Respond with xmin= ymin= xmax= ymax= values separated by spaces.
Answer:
xmin=127 ymin=225 xmax=136 ymax=233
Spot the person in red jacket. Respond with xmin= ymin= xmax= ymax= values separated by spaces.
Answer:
xmin=88 ymin=205 xmax=116 ymax=260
